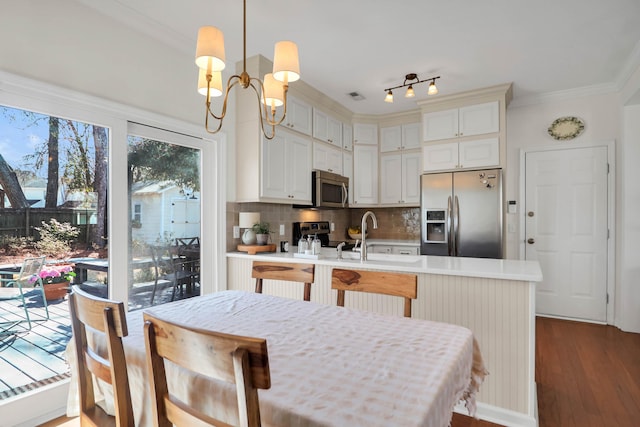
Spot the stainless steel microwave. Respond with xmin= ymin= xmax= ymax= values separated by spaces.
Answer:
xmin=311 ymin=170 xmax=349 ymax=208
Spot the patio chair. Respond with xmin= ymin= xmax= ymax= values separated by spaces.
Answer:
xmin=0 ymin=256 xmax=48 ymax=334
xmin=149 ymin=245 xmax=193 ymax=305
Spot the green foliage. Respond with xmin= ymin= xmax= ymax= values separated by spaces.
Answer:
xmin=34 ymin=219 xmax=80 ymax=257
xmin=0 ymin=236 xmax=34 ymax=255
xmin=128 ymin=137 xmax=200 ymax=191
xmin=252 ymin=222 xmax=272 ymax=234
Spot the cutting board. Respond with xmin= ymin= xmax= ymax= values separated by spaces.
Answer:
xmin=237 ymin=244 xmax=277 ymax=255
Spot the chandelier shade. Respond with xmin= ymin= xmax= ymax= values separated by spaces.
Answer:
xmin=195 ymin=26 xmax=226 ymax=71
xmin=262 ymin=73 xmax=285 ymax=107
xmin=273 ymin=41 xmax=300 ymax=83
xmin=198 ymin=69 xmax=223 ymax=97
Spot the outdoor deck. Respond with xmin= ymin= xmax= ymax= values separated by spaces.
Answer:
xmin=0 ymin=282 xmax=199 ymax=401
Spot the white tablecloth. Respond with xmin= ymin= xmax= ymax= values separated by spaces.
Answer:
xmin=67 ymin=290 xmax=486 ymax=427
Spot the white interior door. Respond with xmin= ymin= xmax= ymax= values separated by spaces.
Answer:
xmin=525 ymin=146 xmax=608 ymax=322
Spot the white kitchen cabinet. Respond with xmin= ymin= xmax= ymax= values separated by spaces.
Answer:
xmin=380 ymin=151 xmax=421 ymax=205
xmin=391 ymin=246 xmax=420 ymax=255
xmin=380 ymin=123 xmax=421 ymax=152
xmin=423 ymin=101 xmax=498 ymax=141
xmin=422 ymin=138 xmax=499 ymax=172
xmin=342 ymin=123 xmax=353 ymax=151
xmin=261 ymin=130 xmax=312 ymax=203
xmin=371 ymin=245 xmax=393 ymax=254
xmin=313 ymin=141 xmax=343 ymax=175
xmin=313 ymin=109 xmax=342 ymax=146
xmin=343 ymin=151 xmax=353 ymax=204
xmin=280 ymin=96 xmax=313 ymax=136
xmin=353 ymin=123 xmax=378 ymax=145
xmin=353 ymin=144 xmax=378 ymax=205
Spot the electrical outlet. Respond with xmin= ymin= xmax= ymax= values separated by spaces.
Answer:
xmin=279 ymin=224 xmax=285 ymax=235
xmin=233 ymin=225 xmax=240 ymax=239
xmin=330 ymin=222 xmax=335 ymax=231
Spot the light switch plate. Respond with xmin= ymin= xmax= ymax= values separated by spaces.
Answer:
xmin=233 ymin=226 xmax=240 ymax=239
xmin=331 ymin=222 xmax=335 ymax=231
xmin=279 ymin=224 xmax=285 ymax=235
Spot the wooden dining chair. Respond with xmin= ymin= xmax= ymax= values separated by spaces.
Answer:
xmin=69 ymin=285 xmax=134 ymax=427
xmin=331 ymin=268 xmax=418 ymax=317
xmin=143 ymin=312 xmax=271 ymax=427
xmin=252 ymin=261 xmax=315 ymax=301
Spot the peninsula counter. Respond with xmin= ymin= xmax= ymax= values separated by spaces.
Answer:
xmin=226 ymin=251 xmax=542 ymax=427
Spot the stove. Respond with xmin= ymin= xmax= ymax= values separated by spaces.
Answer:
xmin=292 ymin=221 xmax=354 ymax=249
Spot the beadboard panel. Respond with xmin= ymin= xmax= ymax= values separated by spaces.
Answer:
xmin=227 ymin=258 xmax=534 ymax=417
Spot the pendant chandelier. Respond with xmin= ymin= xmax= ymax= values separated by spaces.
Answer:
xmin=195 ymin=0 xmax=300 ymax=139
xmin=384 ymin=74 xmax=440 ymax=103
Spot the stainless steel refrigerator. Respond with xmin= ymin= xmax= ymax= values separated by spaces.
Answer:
xmin=420 ymin=169 xmax=503 ymax=258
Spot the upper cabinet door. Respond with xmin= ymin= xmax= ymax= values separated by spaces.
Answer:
xmin=342 ymin=124 xmax=353 ymax=151
xmin=313 ymin=109 xmax=329 ymax=142
xmin=283 ymin=97 xmax=312 ymax=136
xmin=353 ymin=123 xmax=378 ymax=145
xmin=327 ymin=117 xmax=342 ymax=146
xmin=458 ymin=101 xmax=499 ymax=137
xmin=402 ymin=123 xmax=421 ymax=150
xmin=380 ymin=126 xmax=402 ymax=152
xmin=423 ymin=108 xmax=459 ymax=141
xmin=422 ymin=142 xmax=459 ymax=172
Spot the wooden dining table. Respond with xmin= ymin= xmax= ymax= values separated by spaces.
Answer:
xmin=66 ymin=290 xmax=487 ymax=427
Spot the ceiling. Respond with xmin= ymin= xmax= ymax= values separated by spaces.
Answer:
xmin=76 ymin=0 xmax=640 ymax=115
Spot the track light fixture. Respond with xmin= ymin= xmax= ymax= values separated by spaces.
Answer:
xmin=195 ymin=0 xmax=300 ymax=139
xmin=383 ymin=74 xmax=440 ymax=103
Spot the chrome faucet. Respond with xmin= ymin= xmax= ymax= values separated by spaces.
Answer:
xmin=336 ymin=242 xmax=346 ymax=259
xmin=359 ymin=211 xmax=378 ymax=261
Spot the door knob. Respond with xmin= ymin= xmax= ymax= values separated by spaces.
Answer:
xmin=527 ymin=238 xmax=535 ymax=244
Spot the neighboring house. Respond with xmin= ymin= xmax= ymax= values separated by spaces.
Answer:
xmin=130 ymin=181 xmax=201 ymax=245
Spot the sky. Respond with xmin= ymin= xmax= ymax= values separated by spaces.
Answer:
xmin=0 ymin=106 xmax=49 ymax=177
xmin=0 ymin=105 xmax=101 ymax=180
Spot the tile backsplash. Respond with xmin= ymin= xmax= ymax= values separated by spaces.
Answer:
xmin=226 ymin=203 xmax=420 ymax=252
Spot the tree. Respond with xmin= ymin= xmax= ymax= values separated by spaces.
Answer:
xmin=91 ymin=125 xmax=108 ymax=248
xmin=45 ymin=117 xmax=59 ymax=208
xmin=127 ymin=138 xmax=200 ymax=191
xmin=0 ymin=154 xmax=29 ymax=209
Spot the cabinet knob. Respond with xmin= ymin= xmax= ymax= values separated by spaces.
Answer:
xmin=527 ymin=238 xmax=535 ymax=244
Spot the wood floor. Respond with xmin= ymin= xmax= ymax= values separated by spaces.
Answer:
xmin=39 ymin=317 xmax=640 ymax=427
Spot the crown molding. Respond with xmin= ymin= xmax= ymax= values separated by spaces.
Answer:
xmin=509 ymin=82 xmax=618 ymax=108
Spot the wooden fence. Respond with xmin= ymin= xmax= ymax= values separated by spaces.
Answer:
xmin=0 ymin=207 xmax=98 ymax=244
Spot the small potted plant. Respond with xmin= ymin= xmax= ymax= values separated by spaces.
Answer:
xmin=252 ymin=222 xmax=272 ymax=245
xmin=31 ymin=264 xmax=76 ymax=301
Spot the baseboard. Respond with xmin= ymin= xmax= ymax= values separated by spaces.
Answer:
xmin=0 ymin=379 xmax=70 ymax=427
xmin=454 ymin=401 xmax=538 ymax=427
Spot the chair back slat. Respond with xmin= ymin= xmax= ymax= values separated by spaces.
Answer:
xmin=144 ymin=312 xmax=270 ymax=427
xmin=331 ymin=268 xmax=418 ymax=317
xmin=252 ymin=262 xmax=315 ymax=301
xmin=70 ymin=285 xmax=134 ymax=426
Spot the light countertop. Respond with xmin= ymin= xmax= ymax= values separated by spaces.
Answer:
xmin=227 ymin=250 xmax=542 ymax=282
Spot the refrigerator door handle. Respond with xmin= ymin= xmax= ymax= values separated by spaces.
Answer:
xmin=454 ymin=195 xmax=460 ymax=256
xmin=447 ymin=196 xmax=453 ymax=256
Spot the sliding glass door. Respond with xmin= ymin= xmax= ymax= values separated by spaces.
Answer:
xmin=127 ymin=123 xmax=202 ymax=310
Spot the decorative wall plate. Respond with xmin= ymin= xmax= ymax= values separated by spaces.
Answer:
xmin=548 ymin=116 xmax=585 ymax=141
